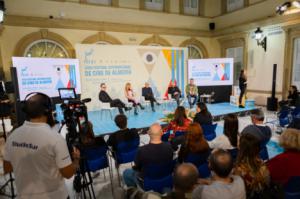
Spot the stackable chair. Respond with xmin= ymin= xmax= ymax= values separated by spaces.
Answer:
xmin=99 ymin=101 xmax=118 ymax=120
xmin=184 ymin=151 xmax=211 ymax=178
xmin=284 ymin=176 xmax=300 ymax=199
xmin=202 ymin=124 xmax=217 ymax=141
xmin=140 ymin=96 xmax=151 ymax=111
xmin=278 ymin=109 xmax=291 ymax=127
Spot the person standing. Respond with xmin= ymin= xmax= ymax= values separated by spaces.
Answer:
xmin=99 ymin=83 xmax=131 ymax=114
xmin=185 ymin=78 xmax=198 ymax=109
xmin=125 ymin=82 xmax=144 ymax=115
xmin=142 ymin=82 xmax=160 ymax=112
xmin=239 ymin=70 xmax=247 ymax=108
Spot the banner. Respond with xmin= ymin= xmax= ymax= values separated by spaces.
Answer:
xmin=12 ymin=57 xmax=81 ymax=100
xmin=76 ymin=44 xmax=188 ymax=110
xmin=188 ymin=58 xmax=234 ymax=86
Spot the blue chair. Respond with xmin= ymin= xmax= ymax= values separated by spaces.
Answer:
xmin=259 ymin=145 xmax=269 ymax=161
xmin=278 ymin=109 xmax=291 ymax=127
xmin=285 ymin=176 xmax=300 ymax=199
xmin=202 ymin=124 xmax=217 ymax=141
xmin=184 ymin=151 xmax=211 ymax=178
xmin=174 ymin=131 xmax=185 ymax=137
xmin=291 ymin=107 xmax=300 ymax=119
xmin=228 ymin=148 xmax=238 ymax=162
xmin=143 ymin=161 xmax=174 ymax=194
xmin=161 ymin=132 xmax=170 ymax=142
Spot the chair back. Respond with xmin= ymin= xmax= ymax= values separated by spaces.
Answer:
xmin=285 ymin=176 xmax=300 ymax=199
xmin=278 ymin=109 xmax=291 ymax=127
xmin=292 ymin=107 xmax=300 ymax=119
xmin=115 ymin=138 xmax=140 ymax=164
xmin=82 ymin=145 xmax=109 ymax=172
xmin=99 ymin=101 xmax=111 ymax=109
xmin=161 ymin=132 xmax=170 ymax=142
xmin=197 ymin=162 xmax=211 ymax=178
xmin=202 ymin=124 xmax=217 ymax=141
xmin=259 ymin=146 xmax=269 ymax=161
xmin=174 ymin=131 xmax=185 ymax=137
xmin=228 ymin=148 xmax=238 ymax=162
xmin=184 ymin=151 xmax=211 ymax=178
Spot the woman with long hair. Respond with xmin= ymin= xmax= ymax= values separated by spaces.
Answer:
xmin=163 ymin=106 xmax=191 ymax=138
xmin=178 ymin=123 xmax=210 ymax=163
xmin=124 ymin=82 xmax=144 ymax=115
xmin=209 ymin=113 xmax=238 ymax=149
xmin=239 ymin=69 xmax=247 ymax=108
xmin=234 ymin=133 xmax=269 ymax=196
xmin=193 ymin=102 xmax=213 ymax=126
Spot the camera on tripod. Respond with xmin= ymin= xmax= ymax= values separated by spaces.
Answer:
xmin=58 ymin=88 xmax=91 ymax=150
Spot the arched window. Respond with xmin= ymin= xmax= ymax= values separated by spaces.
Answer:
xmin=82 ymin=32 xmax=122 ymax=45
xmin=140 ymin=35 xmax=171 ymax=46
xmin=187 ymin=44 xmax=203 ymax=59
xmin=180 ymin=38 xmax=208 ymax=59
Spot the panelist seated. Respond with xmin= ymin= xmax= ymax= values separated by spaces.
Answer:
xmin=125 ymin=82 xmax=144 ymax=115
xmin=185 ymin=78 xmax=198 ymax=109
xmin=168 ymin=81 xmax=181 ymax=106
xmin=98 ymin=83 xmax=131 ymax=114
xmin=142 ymin=82 xmax=160 ymax=112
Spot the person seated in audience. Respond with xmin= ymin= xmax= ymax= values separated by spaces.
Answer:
xmin=178 ymin=123 xmax=210 ymax=163
xmin=163 ymin=163 xmax=199 ymax=199
xmin=242 ymin=109 xmax=271 ymax=147
xmin=233 ymin=133 xmax=270 ymax=197
xmin=209 ymin=114 xmax=238 ymax=150
xmin=279 ymin=85 xmax=299 ymax=108
xmin=185 ymin=78 xmax=198 ymax=109
xmin=142 ymin=82 xmax=160 ymax=112
xmin=163 ymin=106 xmax=192 ymax=140
xmin=267 ymin=128 xmax=300 ymax=186
xmin=123 ymin=123 xmax=173 ymax=187
xmin=107 ymin=114 xmax=139 ymax=154
xmin=193 ymin=102 xmax=213 ymax=126
xmin=80 ymin=121 xmax=107 ymax=148
xmin=168 ymin=81 xmax=181 ymax=106
xmin=192 ymin=149 xmax=246 ymax=199
xmin=125 ymin=82 xmax=144 ymax=115
xmin=98 ymin=83 xmax=131 ymax=114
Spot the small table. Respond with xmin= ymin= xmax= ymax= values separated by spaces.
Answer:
xmin=200 ymin=94 xmax=212 ymax=103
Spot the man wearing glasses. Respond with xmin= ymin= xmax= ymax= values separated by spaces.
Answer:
xmin=99 ymin=83 xmax=131 ymax=114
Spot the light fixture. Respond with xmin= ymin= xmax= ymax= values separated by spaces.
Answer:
xmin=276 ymin=1 xmax=300 ymax=15
xmin=0 ymin=0 xmax=5 ymax=23
xmin=254 ymin=27 xmax=267 ymax=52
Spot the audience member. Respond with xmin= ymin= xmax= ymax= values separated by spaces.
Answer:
xmin=125 ymin=82 xmax=144 ymax=115
xmin=80 ymin=121 xmax=107 ymax=148
xmin=209 ymin=114 xmax=238 ymax=150
xmin=185 ymin=78 xmax=198 ymax=109
xmin=163 ymin=163 xmax=199 ymax=199
xmin=99 ymin=83 xmax=131 ymax=114
xmin=3 ymin=93 xmax=80 ymax=198
xmin=107 ymin=114 xmax=139 ymax=153
xmin=123 ymin=123 xmax=173 ymax=187
xmin=242 ymin=109 xmax=271 ymax=147
xmin=267 ymin=128 xmax=300 ymax=185
xmin=193 ymin=102 xmax=212 ymax=126
xmin=168 ymin=81 xmax=181 ymax=106
xmin=288 ymin=85 xmax=299 ymax=106
xmin=178 ymin=123 xmax=210 ymax=163
xmin=163 ymin=106 xmax=192 ymax=140
xmin=192 ymin=149 xmax=246 ymax=199
xmin=142 ymin=82 xmax=160 ymax=112
xmin=233 ymin=133 xmax=270 ymax=196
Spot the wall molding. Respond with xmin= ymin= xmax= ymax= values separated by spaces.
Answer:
xmin=140 ymin=34 xmax=171 ymax=46
xmin=82 ymin=32 xmax=122 ymax=44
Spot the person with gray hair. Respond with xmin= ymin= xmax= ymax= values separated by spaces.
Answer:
xmin=267 ymin=128 xmax=300 ymax=185
xmin=192 ymin=149 xmax=246 ymax=199
xmin=123 ymin=123 xmax=173 ymax=187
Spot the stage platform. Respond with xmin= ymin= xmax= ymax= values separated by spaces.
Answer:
xmin=81 ymin=102 xmax=258 ymax=136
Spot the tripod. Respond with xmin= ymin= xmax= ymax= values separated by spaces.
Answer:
xmin=0 ymin=102 xmax=16 ymax=198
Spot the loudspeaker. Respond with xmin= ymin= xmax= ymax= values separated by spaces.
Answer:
xmin=267 ymin=64 xmax=278 ymax=111
xmin=209 ymin=23 xmax=215 ymax=31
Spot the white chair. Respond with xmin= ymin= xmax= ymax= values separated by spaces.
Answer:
xmin=140 ymin=96 xmax=151 ymax=111
xmin=99 ymin=101 xmax=118 ymax=120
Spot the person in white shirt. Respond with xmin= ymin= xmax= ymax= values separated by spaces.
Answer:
xmin=208 ymin=114 xmax=239 ymax=150
xmin=3 ymin=93 xmax=80 ymax=199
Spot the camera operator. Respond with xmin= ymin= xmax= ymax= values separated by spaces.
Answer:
xmin=3 ymin=93 xmax=80 ymax=199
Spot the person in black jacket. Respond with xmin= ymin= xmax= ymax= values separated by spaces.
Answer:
xmin=98 ymin=83 xmax=131 ymax=114
xmin=288 ymin=85 xmax=299 ymax=106
xmin=239 ymin=70 xmax=247 ymax=108
xmin=168 ymin=81 xmax=181 ymax=106
xmin=193 ymin=102 xmax=213 ymax=126
xmin=142 ymin=82 xmax=160 ymax=112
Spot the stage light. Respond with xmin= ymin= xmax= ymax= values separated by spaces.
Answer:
xmin=0 ymin=0 xmax=5 ymax=23
xmin=254 ymin=27 xmax=267 ymax=52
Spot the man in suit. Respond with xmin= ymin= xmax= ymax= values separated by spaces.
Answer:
xmin=142 ymin=82 xmax=160 ymax=112
xmin=168 ymin=81 xmax=181 ymax=106
xmin=98 ymin=83 xmax=131 ymax=114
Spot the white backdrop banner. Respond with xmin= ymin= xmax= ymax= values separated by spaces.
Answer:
xmin=76 ymin=44 xmax=188 ymax=110
xmin=12 ymin=57 xmax=81 ymax=100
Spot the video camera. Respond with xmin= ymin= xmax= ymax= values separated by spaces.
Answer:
xmin=58 ymin=88 xmax=91 ymax=149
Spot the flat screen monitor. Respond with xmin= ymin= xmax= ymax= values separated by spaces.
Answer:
xmin=58 ymin=88 xmax=76 ymax=100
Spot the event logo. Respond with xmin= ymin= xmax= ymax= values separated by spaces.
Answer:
xmin=213 ymin=63 xmax=231 ymax=81
xmin=138 ymin=49 xmax=160 ymax=74
xmin=21 ymin=67 xmax=29 ymax=77
xmin=84 ymin=48 xmax=96 ymax=65
xmin=54 ymin=64 xmax=77 ymax=89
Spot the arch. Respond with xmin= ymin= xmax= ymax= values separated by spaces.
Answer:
xmin=140 ymin=34 xmax=172 ymax=46
xmin=179 ymin=37 xmax=208 ymax=58
xmin=82 ymin=32 xmax=122 ymax=44
xmin=14 ymin=29 xmax=75 ymax=58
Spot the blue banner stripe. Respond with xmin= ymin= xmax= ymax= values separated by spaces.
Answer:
xmin=181 ymin=50 xmax=185 ymax=97
xmin=171 ymin=50 xmax=175 ymax=82
xmin=176 ymin=50 xmax=180 ymax=91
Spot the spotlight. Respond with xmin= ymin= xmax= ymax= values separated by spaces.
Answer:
xmin=0 ymin=0 xmax=5 ymax=23
xmin=254 ymin=27 xmax=267 ymax=52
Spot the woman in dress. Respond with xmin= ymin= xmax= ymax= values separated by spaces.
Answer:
xmin=125 ymin=82 xmax=144 ymax=115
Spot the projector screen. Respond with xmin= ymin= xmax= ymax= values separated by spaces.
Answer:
xmin=12 ymin=57 xmax=81 ymax=100
xmin=188 ymin=58 xmax=234 ymax=86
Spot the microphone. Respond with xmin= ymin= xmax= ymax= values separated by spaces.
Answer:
xmin=81 ymin=98 xmax=91 ymax=103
